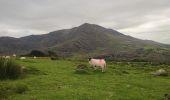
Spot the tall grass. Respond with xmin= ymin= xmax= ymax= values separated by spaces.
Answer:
xmin=0 ymin=58 xmax=23 ymax=79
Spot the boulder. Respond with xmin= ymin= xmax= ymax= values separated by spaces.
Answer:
xmin=75 ymin=64 xmax=88 ymax=73
xmin=152 ymin=69 xmax=168 ymax=76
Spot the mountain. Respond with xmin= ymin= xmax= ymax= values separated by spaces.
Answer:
xmin=0 ymin=23 xmax=170 ymax=64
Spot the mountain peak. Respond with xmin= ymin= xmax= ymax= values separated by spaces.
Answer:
xmin=77 ymin=23 xmax=106 ymax=32
xmin=80 ymin=23 xmax=93 ymax=26
xmin=79 ymin=23 xmax=103 ymax=28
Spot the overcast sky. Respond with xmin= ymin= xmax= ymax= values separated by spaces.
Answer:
xmin=0 ymin=0 xmax=170 ymax=44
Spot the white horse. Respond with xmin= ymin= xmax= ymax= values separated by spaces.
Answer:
xmin=88 ymin=57 xmax=106 ymax=72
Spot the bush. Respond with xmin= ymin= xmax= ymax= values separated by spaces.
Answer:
xmin=23 ymin=50 xmax=47 ymax=57
xmin=0 ymin=58 xmax=23 ymax=79
xmin=48 ymin=51 xmax=59 ymax=57
xmin=50 ymin=56 xmax=58 ymax=60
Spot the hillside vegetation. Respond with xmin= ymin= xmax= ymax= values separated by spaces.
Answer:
xmin=0 ymin=23 xmax=170 ymax=64
xmin=0 ymin=23 xmax=169 ymax=54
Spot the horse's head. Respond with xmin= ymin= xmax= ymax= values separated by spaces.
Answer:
xmin=88 ymin=57 xmax=92 ymax=61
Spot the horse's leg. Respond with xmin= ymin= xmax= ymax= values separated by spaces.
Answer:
xmin=101 ymin=66 xmax=104 ymax=72
xmin=94 ymin=66 xmax=97 ymax=70
xmin=104 ymin=64 xmax=106 ymax=71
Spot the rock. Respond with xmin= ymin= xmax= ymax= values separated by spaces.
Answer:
xmin=152 ymin=69 xmax=168 ymax=76
xmin=75 ymin=64 xmax=88 ymax=73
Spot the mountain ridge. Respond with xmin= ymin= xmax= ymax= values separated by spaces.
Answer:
xmin=0 ymin=23 xmax=169 ymax=56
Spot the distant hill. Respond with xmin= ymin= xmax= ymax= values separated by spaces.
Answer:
xmin=0 ymin=23 xmax=170 ymax=64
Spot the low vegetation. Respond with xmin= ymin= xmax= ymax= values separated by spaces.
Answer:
xmin=0 ymin=58 xmax=24 ymax=80
xmin=75 ymin=64 xmax=89 ymax=74
xmin=0 ymin=83 xmax=28 ymax=99
xmin=23 ymin=50 xmax=47 ymax=57
xmin=0 ymin=58 xmax=169 ymax=100
xmin=92 ymin=48 xmax=170 ymax=65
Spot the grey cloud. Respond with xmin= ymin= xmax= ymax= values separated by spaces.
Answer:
xmin=0 ymin=0 xmax=170 ymax=44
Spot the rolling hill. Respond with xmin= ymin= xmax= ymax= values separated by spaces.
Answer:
xmin=0 ymin=23 xmax=170 ymax=63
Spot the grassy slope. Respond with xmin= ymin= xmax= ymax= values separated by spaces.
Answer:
xmin=1 ymin=58 xmax=170 ymax=100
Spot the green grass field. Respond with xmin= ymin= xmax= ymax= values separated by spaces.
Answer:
xmin=1 ymin=58 xmax=170 ymax=100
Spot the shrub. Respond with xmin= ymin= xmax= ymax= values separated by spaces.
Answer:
xmin=23 ymin=50 xmax=47 ymax=57
xmin=0 ymin=58 xmax=23 ymax=79
xmin=48 ymin=51 xmax=59 ymax=57
xmin=50 ymin=56 xmax=58 ymax=60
